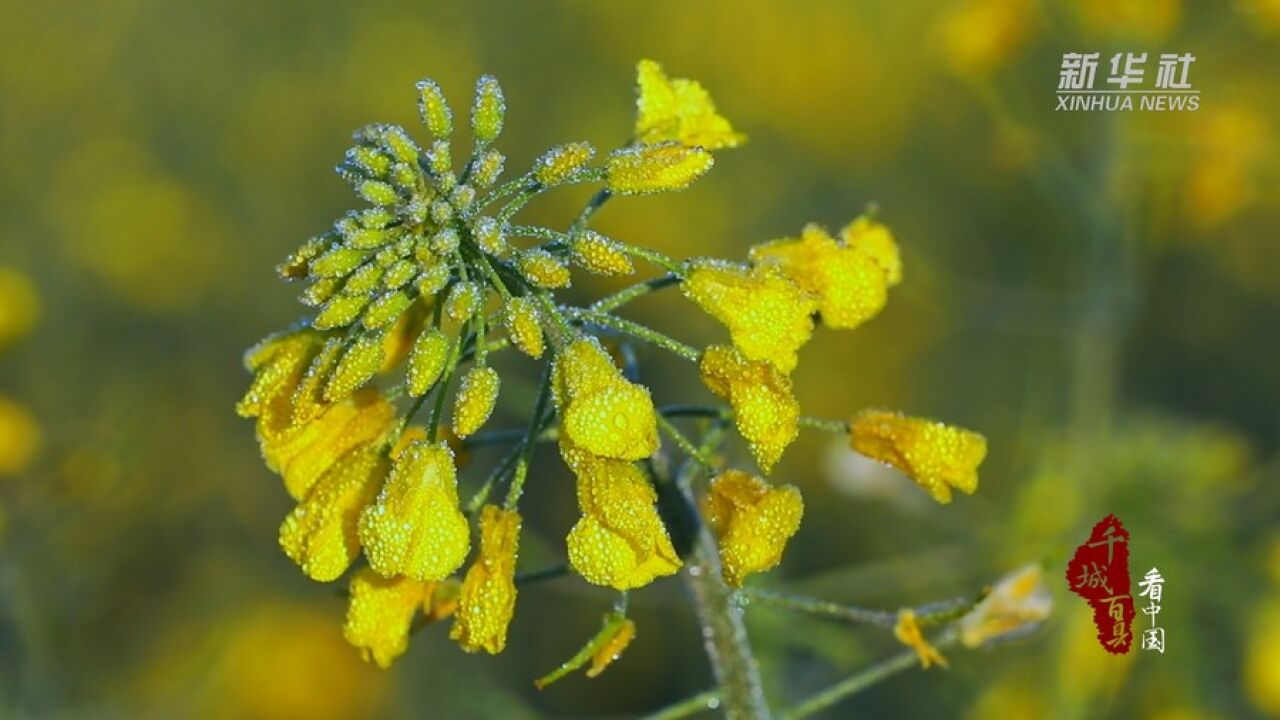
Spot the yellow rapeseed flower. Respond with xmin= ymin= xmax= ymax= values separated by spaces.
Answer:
xmin=605 ymin=143 xmax=713 ymax=195
xmin=699 ymin=345 xmax=800 ymax=472
xmin=840 ymin=217 xmax=902 ymax=286
xmin=849 ymin=410 xmax=987 ymax=504
xmin=634 ymin=59 xmax=745 ymax=150
xmin=683 ymin=261 xmax=816 ymax=373
xmin=279 ymin=446 xmax=389 ymax=582
xmin=701 ymin=470 xmax=804 ymax=586
xmin=894 ymin=609 xmax=949 ymax=669
xmin=358 ymin=440 xmax=470 ymax=581
xmin=236 ymin=328 xmax=323 ymax=420
xmin=553 ymin=337 xmax=659 ymax=461
xmin=959 ymin=564 xmax=1052 ymax=649
xmin=452 ymin=366 xmax=500 ymax=438
xmin=452 ymin=505 xmax=522 ymax=654
xmin=257 ymin=388 xmax=396 ymax=501
xmin=344 ymin=569 xmax=432 ymax=668
xmin=565 ymin=453 xmax=680 ymax=590
xmin=750 ymin=222 xmax=897 ymax=330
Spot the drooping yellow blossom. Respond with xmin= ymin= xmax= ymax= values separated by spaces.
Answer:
xmin=0 ymin=267 xmax=39 ymax=349
xmin=517 ymin=249 xmax=572 ymax=289
xmin=325 ymin=334 xmax=386 ymax=402
xmin=605 ymin=143 xmax=713 ymax=195
xmin=565 ymin=453 xmax=680 ymax=590
xmin=279 ymin=446 xmax=389 ymax=582
xmin=569 ymin=230 xmax=635 ymax=276
xmin=683 ymin=261 xmax=816 ymax=373
xmin=258 ymin=388 xmax=396 ymax=500
xmin=344 ymin=569 xmax=433 ymax=668
xmin=553 ymin=337 xmax=659 ymax=461
xmin=534 ymin=142 xmax=596 ymax=186
xmin=959 ymin=564 xmax=1052 ymax=649
xmin=0 ymin=396 xmax=41 ymax=476
xmin=503 ymin=296 xmax=544 ymax=358
xmin=699 ymin=346 xmax=799 ymax=472
xmin=452 ymin=505 xmax=521 ymax=654
xmin=634 ymin=59 xmax=744 ymax=150
xmin=452 ymin=365 xmax=500 ymax=438
xmin=849 ymin=410 xmax=987 ymax=504
xmin=358 ymin=440 xmax=470 ymax=580
xmin=588 ymin=618 xmax=636 ymax=677
xmin=701 ymin=470 xmax=804 ymax=586
xmin=750 ymin=222 xmax=897 ymax=331
xmin=894 ymin=609 xmax=949 ymax=669
xmin=236 ymin=328 xmax=323 ymax=420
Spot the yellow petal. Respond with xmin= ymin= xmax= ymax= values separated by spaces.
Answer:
xmin=683 ymin=262 xmax=816 ymax=373
xmin=605 ymin=143 xmax=713 ymax=195
xmin=452 ymin=366 xmax=500 ymax=438
xmin=451 ymin=505 xmax=522 ymax=654
xmin=343 ymin=569 xmax=431 ymax=668
xmin=702 ymin=470 xmax=803 ymax=586
xmin=279 ymin=446 xmax=389 ymax=581
xmin=849 ymin=410 xmax=987 ymax=504
xmin=634 ymin=59 xmax=744 ymax=150
xmin=699 ymin=346 xmax=799 ymax=472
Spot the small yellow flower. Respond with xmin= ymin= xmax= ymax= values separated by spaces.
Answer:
xmin=683 ymin=261 xmax=816 ymax=373
xmin=959 ymin=564 xmax=1052 ymax=649
xmin=503 ymin=297 xmax=544 ymax=358
xmin=565 ymin=453 xmax=681 ymax=590
xmin=605 ymin=143 xmax=713 ymax=195
xmin=358 ymin=440 xmax=470 ymax=581
xmin=849 ymin=410 xmax=987 ymax=504
xmin=534 ymin=141 xmax=596 ymax=186
xmin=894 ymin=609 xmax=949 ymax=669
xmin=553 ymin=337 xmax=659 ymax=461
xmin=569 ymin=231 xmax=635 ymax=277
xmin=634 ymin=59 xmax=745 ymax=150
xmin=452 ymin=365 xmax=500 ymax=438
xmin=750 ymin=222 xmax=897 ymax=330
xmin=701 ymin=470 xmax=804 ymax=587
xmin=840 ymin=217 xmax=902 ymax=286
xmin=452 ymin=505 xmax=522 ymax=654
xmin=517 ymin=249 xmax=572 ymax=289
xmin=279 ymin=446 xmax=389 ymax=582
xmin=343 ymin=568 xmax=432 ymax=668
xmin=699 ymin=345 xmax=799 ymax=472
xmin=257 ymin=388 xmax=396 ymax=501
xmin=588 ymin=618 xmax=636 ymax=677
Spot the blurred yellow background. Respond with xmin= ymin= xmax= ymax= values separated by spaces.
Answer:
xmin=1 ymin=0 xmax=1277 ymax=717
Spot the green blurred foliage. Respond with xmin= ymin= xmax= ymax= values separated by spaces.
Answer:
xmin=1 ymin=0 xmax=1277 ymax=717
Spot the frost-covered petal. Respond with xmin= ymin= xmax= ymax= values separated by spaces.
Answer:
xmin=683 ymin=261 xmax=816 ymax=374
xmin=699 ymin=345 xmax=799 ymax=472
xmin=451 ymin=505 xmax=521 ymax=654
xmin=279 ymin=446 xmax=389 ymax=581
xmin=849 ymin=410 xmax=987 ymax=504
xmin=701 ymin=470 xmax=803 ymax=586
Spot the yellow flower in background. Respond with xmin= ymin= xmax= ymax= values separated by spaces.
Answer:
xmin=1184 ymin=105 xmax=1269 ymax=231
xmin=344 ymin=569 xmax=434 ymax=668
xmin=750 ymin=221 xmax=898 ymax=331
xmin=850 ymin=409 xmax=987 ymax=504
xmin=0 ymin=267 xmax=39 ymax=349
xmin=700 ymin=345 xmax=800 ymax=472
xmin=634 ymin=59 xmax=745 ymax=150
xmin=959 ymin=564 xmax=1052 ymax=648
xmin=554 ymin=336 xmax=659 ymax=461
xmin=0 ymin=396 xmax=41 ymax=476
xmin=605 ymin=143 xmax=714 ymax=195
xmin=894 ymin=609 xmax=949 ymax=669
xmin=257 ymin=388 xmax=396 ymax=501
xmin=358 ymin=440 xmax=470 ymax=581
xmin=684 ymin=261 xmax=817 ymax=373
xmin=936 ymin=0 xmax=1035 ymax=77
xmin=452 ymin=505 xmax=521 ymax=654
xmin=1074 ymin=0 xmax=1181 ymax=41
xmin=702 ymin=470 xmax=804 ymax=586
xmin=279 ymin=446 xmax=389 ymax=582
xmin=1246 ymin=597 xmax=1280 ymax=715
xmin=565 ymin=453 xmax=680 ymax=590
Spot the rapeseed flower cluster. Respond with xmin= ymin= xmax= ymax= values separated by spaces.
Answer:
xmin=238 ymin=59 xmax=988 ymax=679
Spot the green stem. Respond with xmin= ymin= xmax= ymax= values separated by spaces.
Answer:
xmin=661 ymin=404 xmax=730 ymax=420
xmin=592 ymin=273 xmax=681 ymax=313
xmin=741 ymin=589 xmax=982 ymax=629
xmin=641 ymin=690 xmax=723 ymax=720
xmin=515 ymin=564 xmax=570 ymax=586
xmin=780 ymin=630 xmax=959 ymax=720
xmin=619 ymin=243 xmax=685 ymax=276
xmin=570 ymin=187 xmax=612 ymax=234
xmin=657 ymin=414 xmax=717 ymax=470
xmin=570 ymin=309 xmax=699 ymax=362
xmin=505 ymin=362 xmax=554 ymax=508
xmin=427 ymin=323 xmax=469 ymax=441
xmin=798 ymin=416 xmax=850 ymax=434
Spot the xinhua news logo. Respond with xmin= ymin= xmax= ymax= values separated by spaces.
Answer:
xmin=1056 ymin=52 xmax=1199 ymax=112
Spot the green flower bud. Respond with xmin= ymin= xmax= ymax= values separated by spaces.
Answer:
xmin=417 ymin=78 xmax=453 ymax=138
xmin=407 ymin=328 xmax=449 ymax=396
xmin=363 ymin=290 xmax=413 ymax=330
xmin=471 ymin=75 xmax=505 ymax=144
xmin=325 ymin=333 xmax=386 ymax=401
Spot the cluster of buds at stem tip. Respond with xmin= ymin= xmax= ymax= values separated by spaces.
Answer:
xmin=237 ymin=58 xmax=992 ymax=681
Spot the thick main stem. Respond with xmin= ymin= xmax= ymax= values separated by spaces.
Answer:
xmin=676 ymin=475 xmax=771 ymax=719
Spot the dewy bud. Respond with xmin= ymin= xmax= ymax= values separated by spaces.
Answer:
xmin=309 ymin=246 xmax=367 ymax=278
xmin=362 ymin=290 xmax=413 ymax=330
xmin=445 ymin=281 xmax=482 ymax=323
xmin=452 ymin=365 xmax=500 ymax=438
xmin=381 ymin=125 xmax=421 ymax=164
xmin=570 ymin=230 xmax=634 ymax=276
xmin=471 ymin=149 xmax=505 ymax=188
xmin=503 ymin=296 xmax=544 ymax=358
xmin=407 ymin=329 xmax=450 ymax=397
xmin=314 ymin=293 xmax=370 ymax=330
xmin=415 ymin=263 xmax=452 ymax=298
xmin=357 ymin=179 xmax=400 ymax=206
xmin=417 ymin=78 xmax=453 ymax=138
xmin=534 ymin=142 xmax=595 ymax=186
xmin=471 ymin=216 xmax=509 ymax=257
xmin=471 ymin=75 xmax=505 ymax=144
xmin=606 ymin=143 xmax=713 ymax=195
xmin=325 ymin=333 xmax=386 ymax=401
